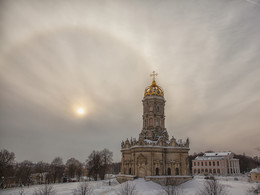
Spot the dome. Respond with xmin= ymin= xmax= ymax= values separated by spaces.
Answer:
xmin=144 ymin=79 xmax=164 ymax=97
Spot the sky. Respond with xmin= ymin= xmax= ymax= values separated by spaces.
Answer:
xmin=0 ymin=0 xmax=260 ymax=163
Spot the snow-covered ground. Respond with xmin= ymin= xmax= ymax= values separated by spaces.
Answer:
xmin=0 ymin=176 xmax=257 ymax=195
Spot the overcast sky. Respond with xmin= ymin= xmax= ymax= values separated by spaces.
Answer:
xmin=0 ymin=0 xmax=260 ymax=163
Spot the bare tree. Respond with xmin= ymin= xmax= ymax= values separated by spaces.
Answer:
xmin=50 ymin=157 xmax=65 ymax=183
xmin=33 ymin=184 xmax=56 ymax=195
xmin=34 ymin=161 xmax=50 ymax=184
xmin=247 ymin=183 xmax=260 ymax=195
xmin=65 ymin=158 xmax=82 ymax=180
xmin=86 ymin=151 xmax=102 ymax=181
xmin=73 ymin=182 xmax=93 ymax=195
xmin=16 ymin=160 xmax=33 ymax=186
xmin=164 ymin=179 xmax=183 ymax=195
xmin=86 ymin=149 xmax=113 ymax=181
xmin=117 ymin=181 xmax=137 ymax=195
xmin=196 ymin=178 xmax=228 ymax=195
xmin=0 ymin=149 xmax=15 ymax=188
xmin=100 ymin=149 xmax=113 ymax=180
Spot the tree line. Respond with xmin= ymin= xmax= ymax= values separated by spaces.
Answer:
xmin=0 ymin=148 xmax=120 ymax=189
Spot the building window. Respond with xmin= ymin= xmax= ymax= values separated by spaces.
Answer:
xmin=149 ymin=118 xmax=153 ymax=126
xmin=201 ymin=169 xmax=204 ymax=173
xmin=149 ymin=106 xmax=153 ymax=111
xmin=217 ymin=169 xmax=220 ymax=174
xmin=156 ymin=118 xmax=160 ymax=126
xmin=217 ymin=161 xmax=219 ymax=166
xmin=205 ymin=169 xmax=208 ymax=173
xmin=129 ymin=168 xmax=131 ymax=175
xmin=175 ymin=168 xmax=179 ymax=175
xmin=156 ymin=168 xmax=159 ymax=176
xmin=198 ymin=169 xmax=200 ymax=174
xmin=168 ymin=168 xmax=171 ymax=175
xmin=213 ymin=162 xmax=215 ymax=166
xmin=213 ymin=169 xmax=216 ymax=174
xmin=194 ymin=162 xmax=196 ymax=166
xmin=194 ymin=169 xmax=196 ymax=174
xmin=205 ymin=162 xmax=207 ymax=166
xmin=201 ymin=162 xmax=203 ymax=166
xmin=198 ymin=162 xmax=200 ymax=166
xmin=156 ymin=105 xmax=160 ymax=112
xmin=209 ymin=162 xmax=211 ymax=166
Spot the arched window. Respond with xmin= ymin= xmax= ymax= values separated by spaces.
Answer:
xmin=205 ymin=169 xmax=208 ymax=173
xmin=201 ymin=169 xmax=204 ymax=173
xmin=156 ymin=168 xmax=159 ymax=176
xmin=156 ymin=118 xmax=160 ymax=126
xmin=129 ymin=168 xmax=131 ymax=175
xmin=156 ymin=105 xmax=160 ymax=112
xmin=175 ymin=168 xmax=179 ymax=175
xmin=209 ymin=169 xmax=212 ymax=173
xmin=149 ymin=118 xmax=153 ymax=126
xmin=213 ymin=169 xmax=216 ymax=174
xmin=168 ymin=168 xmax=171 ymax=175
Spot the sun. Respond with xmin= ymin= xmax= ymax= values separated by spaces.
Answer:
xmin=77 ymin=107 xmax=85 ymax=115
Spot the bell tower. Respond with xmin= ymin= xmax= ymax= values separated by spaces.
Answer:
xmin=139 ymin=71 xmax=169 ymax=141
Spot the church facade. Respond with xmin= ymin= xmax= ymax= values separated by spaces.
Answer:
xmin=118 ymin=72 xmax=190 ymax=184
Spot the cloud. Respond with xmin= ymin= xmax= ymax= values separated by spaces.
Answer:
xmin=0 ymin=0 xmax=260 ymax=162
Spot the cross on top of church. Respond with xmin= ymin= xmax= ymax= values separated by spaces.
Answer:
xmin=150 ymin=71 xmax=158 ymax=81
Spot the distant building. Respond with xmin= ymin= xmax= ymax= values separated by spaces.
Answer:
xmin=192 ymin=152 xmax=240 ymax=176
xmin=250 ymin=167 xmax=260 ymax=181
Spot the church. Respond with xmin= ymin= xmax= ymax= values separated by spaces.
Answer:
xmin=117 ymin=72 xmax=191 ymax=185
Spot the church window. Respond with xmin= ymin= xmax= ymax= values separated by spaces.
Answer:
xmin=156 ymin=168 xmax=159 ymax=176
xmin=129 ymin=168 xmax=131 ymax=175
xmin=156 ymin=118 xmax=160 ymax=126
xmin=149 ymin=118 xmax=153 ymax=126
xmin=156 ymin=105 xmax=160 ymax=112
xmin=168 ymin=168 xmax=171 ymax=175
xmin=175 ymin=168 xmax=179 ymax=175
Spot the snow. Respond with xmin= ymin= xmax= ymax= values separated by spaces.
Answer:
xmin=0 ymin=176 xmax=256 ymax=195
xmin=204 ymin=152 xmax=231 ymax=157
xmin=251 ymin=167 xmax=260 ymax=173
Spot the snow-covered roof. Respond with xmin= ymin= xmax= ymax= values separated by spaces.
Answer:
xmin=204 ymin=152 xmax=232 ymax=157
xmin=195 ymin=156 xmax=224 ymax=160
xmin=250 ymin=168 xmax=260 ymax=173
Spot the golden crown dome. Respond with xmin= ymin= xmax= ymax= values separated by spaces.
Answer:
xmin=144 ymin=72 xmax=164 ymax=97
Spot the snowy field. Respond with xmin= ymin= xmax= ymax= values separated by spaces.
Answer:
xmin=0 ymin=176 xmax=257 ymax=195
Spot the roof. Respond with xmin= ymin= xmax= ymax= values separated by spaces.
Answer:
xmin=204 ymin=152 xmax=232 ymax=157
xmin=250 ymin=168 xmax=260 ymax=173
